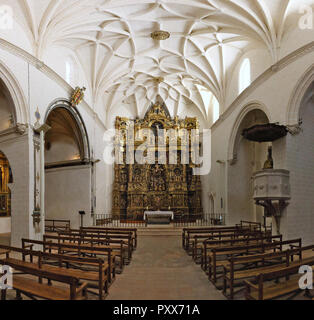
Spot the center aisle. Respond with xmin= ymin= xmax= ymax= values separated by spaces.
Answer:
xmin=107 ymin=234 xmax=225 ymax=300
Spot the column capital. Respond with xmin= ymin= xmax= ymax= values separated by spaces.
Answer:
xmin=34 ymin=123 xmax=51 ymax=134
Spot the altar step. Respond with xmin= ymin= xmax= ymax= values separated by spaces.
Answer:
xmin=137 ymin=227 xmax=182 ymax=237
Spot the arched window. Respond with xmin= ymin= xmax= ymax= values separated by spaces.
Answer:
xmin=212 ymin=96 xmax=220 ymax=123
xmin=239 ymin=58 xmax=251 ymax=94
xmin=65 ymin=56 xmax=78 ymax=85
xmin=65 ymin=61 xmax=72 ymax=84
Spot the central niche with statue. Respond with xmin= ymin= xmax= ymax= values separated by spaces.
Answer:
xmin=112 ymin=101 xmax=203 ymax=221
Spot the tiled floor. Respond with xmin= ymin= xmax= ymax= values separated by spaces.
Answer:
xmin=107 ymin=235 xmax=225 ymax=300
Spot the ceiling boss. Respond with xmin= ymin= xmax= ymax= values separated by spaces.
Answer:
xmin=151 ymin=30 xmax=170 ymax=41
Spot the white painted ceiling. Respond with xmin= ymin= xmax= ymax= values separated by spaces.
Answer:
xmin=6 ymin=0 xmax=314 ymax=123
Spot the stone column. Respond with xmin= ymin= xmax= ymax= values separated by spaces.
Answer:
xmin=33 ymin=123 xmax=50 ymax=239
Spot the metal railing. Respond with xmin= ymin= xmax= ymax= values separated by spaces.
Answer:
xmin=93 ymin=213 xmax=226 ymax=228
xmin=93 ymin=214 xmax=146 ymax=228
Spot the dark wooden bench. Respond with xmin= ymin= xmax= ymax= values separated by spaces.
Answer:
xmin=200 ymin=234 xmax=283 ymax=269
xmin=245 ymin=262 xmax=314 ymax=300
xmin=182 ymin=226 xmax=242 ymax=250
xmin=39 ymin=252 xmax=109 ymax=300
xmin=45 ymin=219 xmax=71 ymax=233
xmin=183 ymin=227 xmax=256 ymax=252
xmin=222 ymin=244 xmax=313 ymax=299
xmin=236 ymin=220 xmax=262 ymax=232
xmin=186 ymin=229 xmax=267 ymax=255
xmin=0 ymin=252 xmax=88 ymax=300
xmin=57 ymin=230 xmax=133 ymax=262
xmin=81 ymin=227 xmax=138 ymax=249
xmin=0 ymin=244 xmax=109 ymax=300
xmin=45 ymin=233 xmax=126 ymax=271
xmin=207 ymin=238 xmax=302 ymax=284
xmin=22 ymin=239 xmax=116 ymax=284
xmin=79 ymin=228 xmax=136 ymax=253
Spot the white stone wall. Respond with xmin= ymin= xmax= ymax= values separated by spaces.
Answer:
xmin=0 ymin=130 xmax=35 ymax=247
xmin=284 ymin=99 xmax=314 ymax=245
xmin=0 ymin=217 xmax=10 ymax=234
xmin=45 ymin=165 xmax=92 ymax=229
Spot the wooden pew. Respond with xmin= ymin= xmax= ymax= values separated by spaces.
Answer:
xmin=22 ymin=239 xmax=116 ymax=284
xmin=0 ymin=244 xmax=109 ymax=300
xmin=183 ymin=227 xmax=255 ymax=252
xmin=39 ymin=252 xmax=109 ymax=300
xmin=45 ymin=219 xmax=71 ymax=233
xmin=182 ymin=226 xmax=242 ymax=250
xmin=186 ymin=228 xmax=266 ymax=255
xmin=244 ymin=261 xmax=314 ymax=300
xmin=76 ymin=229 xmax=135 ymax=258
xmin=236 ymin=221 xmax=262 ymax=232
xmin=223 ymin=244 xmax=314 ymax=299
xmin=45 ymin=233 xmax=126 ymax=271
xmin=207 ymin=238 xmax=302 ymax=284
xmin=200 ymin=234 xmax=283 ymax=269
xmin=81 ymin=227 xmax=138 ymax=249
xmin=56 ymin=230 xmax=133 ymax=262
xmin=193 ymin=232 xmax=279 ymax=262
xmin=0 ymin=251 xmax=88 ymax=300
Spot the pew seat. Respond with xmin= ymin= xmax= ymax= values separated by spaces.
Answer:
xmin=245 ymin=265 xmax=314 ymax=300
xmin=0 ymin=258 xmax=88 ymax=300
xmin=8 ymin=276 xmax=88 ymax=300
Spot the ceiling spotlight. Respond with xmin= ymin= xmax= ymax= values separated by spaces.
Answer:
xmin=151 ymin=30 xmax=170 ymax=40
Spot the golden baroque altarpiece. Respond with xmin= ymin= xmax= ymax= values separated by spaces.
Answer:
xmin=0 ymin=152 xmax=12 ymax=217
xmin=112 ymin=102 xmax=203 ymax=221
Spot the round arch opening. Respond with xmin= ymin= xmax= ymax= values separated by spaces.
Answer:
xmin=228 ymin=107 xmax=270 ymax=226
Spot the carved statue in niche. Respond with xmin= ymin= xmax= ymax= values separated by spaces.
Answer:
xmin=143 ymin=194 xmax=149 ymax=208
xmin=174 ymin=167 xmax=182 ymax=183
xmin=149 ymin=164 xmax=166 ymax=191
xmin=263 ymin=146 xmax=274 ymax=170
xmin=120 ymin=167 xmax=128 ymax=184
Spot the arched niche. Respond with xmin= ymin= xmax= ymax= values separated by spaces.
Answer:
xmin=228 ymin=101 xmax=271 ymax=164
xmin=44 ymin=100 xmax=90 ymax=167
xmin=44 ymin=100 xmax=92 ymax=229
xmin=227 ymin=104 xmax=270 ymax=225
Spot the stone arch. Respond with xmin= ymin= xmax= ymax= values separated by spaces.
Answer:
xmin=287 ymin=64 xmax=314 ymax=127
xmin=0 ymin=59 xmax=29 ymax=125
xmin=228 ymin=101 xmax=271 ymax=164
xmin=44 ymin=99 xmax=90 ymax=164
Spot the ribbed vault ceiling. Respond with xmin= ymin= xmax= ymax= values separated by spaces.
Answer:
xmin=8 ymin=0 xmax=314 ymax=122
